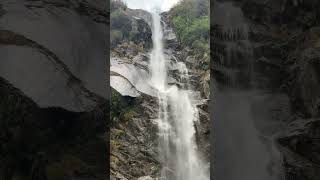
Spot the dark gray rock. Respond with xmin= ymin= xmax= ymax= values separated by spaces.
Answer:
xmin=0 ymin=0 xmax=108 ymax=112
xmin=212 ymin=0 xmax=320 ymax=179
xmin=0 ymin=0 xmax=108 ymax=179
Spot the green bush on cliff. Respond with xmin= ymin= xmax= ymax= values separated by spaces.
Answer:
xmin=111 ymin=88 xmax=142 ymax=123
xmin=192 ymin=39 xmax=209 ymax=57
xmin=173 ymin=16 xmax=209 ymax=47
xmin=170 ymin=0 xmax=209 ymax=18
xmin=110 ymin=1 xmax=132 ymax=48
xmin=111 ymin=30 xmax=123 ymax=47
xmin=123 ymin=110 xmax=139 ymax=122
xmin=111 ymin=11 xmax=132 ymax=37
xmin=170 ymin=0 xmax=209 ymax=59
xmin=111 ymin=0 xmax=152 ymax=49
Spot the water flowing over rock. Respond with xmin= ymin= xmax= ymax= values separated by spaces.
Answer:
xmin=149 ymin=12 xmax=209 ymax=180
xmin=212 ymin=0 xmax=320 ymax=179
xmin=110 ymin=4 xmax=210 ymax=180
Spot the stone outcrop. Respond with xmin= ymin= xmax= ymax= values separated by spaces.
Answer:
xmin=110 ymin=6 xmax=160 ymax=180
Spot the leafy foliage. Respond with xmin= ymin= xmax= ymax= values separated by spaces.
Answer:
xmin=110 ymin=0 xmax=132 ymax=48
xmin=170 ymin=0 xmax=209 ymax=60
xmin=173 ymin=16 xmax=209 ymax=46
xmin=110 ymin=0 xmax=152 ymax=49
xmin=110 ymin=88 xmax=142 ymax=123
xmin=110 ymin=30 xmax=123 ymax=47
xmin=111 ymin=11 xmax=132 ymax=36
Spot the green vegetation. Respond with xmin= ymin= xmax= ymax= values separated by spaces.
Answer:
xmin=110 ymin=0 xmax=152 ymax=49
xmin=111 ymin=88 xmax=142 ymax=123
xmin=110 ymin=1 xmax=131 ymax=47
xmin=114 ymin=129 xmax=126 ymax=138
xmin=170 ymin=0 xmax=209 ymax=61
xmin=111 ymin=11 xmax=132 ymax=37
xmin=123 ymin=109 xmax=139 ymax=122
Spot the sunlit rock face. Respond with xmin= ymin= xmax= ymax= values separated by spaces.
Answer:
xmin=110 ymin=56 xmax=156 ymax=97
xmin=110 ymin=6 xmax=154 ymax=98
xmin=0 ymin=0 xmax=108 ymax=112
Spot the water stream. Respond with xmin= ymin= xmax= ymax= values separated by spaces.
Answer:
xmin=149 ymin=12 xmax=209 ymax=180
xmin=212 ymin=2 xmax=284 ymax=180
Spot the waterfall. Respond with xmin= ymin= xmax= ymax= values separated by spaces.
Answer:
xmin=149 ymin=12 xmax=167 ymax=91
xmin=149 ymin=12 xmax=209 ymax=180
xmin=213 ymin=2 xmax=284 ymax=180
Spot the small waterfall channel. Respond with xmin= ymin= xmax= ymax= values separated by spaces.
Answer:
xmin=149 ymin=11 xmax=209 ymax=180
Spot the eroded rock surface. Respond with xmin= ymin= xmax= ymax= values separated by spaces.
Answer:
xmin=0 ymin=0 xmax=108 ymax=179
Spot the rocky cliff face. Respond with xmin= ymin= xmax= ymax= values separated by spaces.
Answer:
xmin=110 ymin=5 xmax=210 ymax=180
xmin=0 ymin=0 xmax=108 ymax=179
xmin=212 ymin=0 xmax=320 ymax=179
xmin=110 ymin=8 xmax=160 ymax=180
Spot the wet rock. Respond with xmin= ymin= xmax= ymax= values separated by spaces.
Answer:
xmin=110 ymin=57 xmax=156 ymax=97
xmin=278 ymin=118 xmax=320 ymax=180
xmin=127 ymin=9 xmax=153 ymax=27
xmin=288 ymin=47 xmax=320 ymax=118
xmin=212 ymin=0 xmax=320 ymax=179
xmin=110 ymin=75 xmax=141 ymax=97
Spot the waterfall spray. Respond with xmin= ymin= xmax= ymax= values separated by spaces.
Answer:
xmin=149 ymin=12 xmax=209 ymax=180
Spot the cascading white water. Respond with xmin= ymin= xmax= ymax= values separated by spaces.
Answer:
xmin=150 ymin=12 xmax=167 ymax=91
xmin=149 ymin=12 xmax=209 ymax=180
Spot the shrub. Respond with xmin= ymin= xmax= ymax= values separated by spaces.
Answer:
xmin=192 ymin=40 xmax=209 ymax=56
xmin=170 ymin=0 xmax=209 ymax=59
xmin=111 ymin=0 xmax=127 ymax=11
xmin=123 ymin=110 xmax=138 ymax=122
xmin=111 ymin=11 xmax=132 ymax=37
xmin=111 ymin=30 xmax=123 ymax=47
